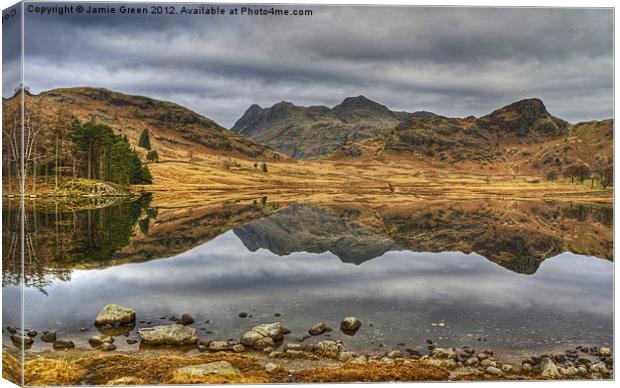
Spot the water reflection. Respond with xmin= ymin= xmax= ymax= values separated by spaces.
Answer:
xmin=1 ymin=197 xmax=613 ymax=357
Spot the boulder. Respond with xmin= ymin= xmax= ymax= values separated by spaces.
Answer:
xmin=241 ymin=322 xmax=288 ymax=350
xmin=599 ymin=347 xmax=612 ymax=357
xmin=174 ymin=361 xmax=239 ymax=378
xmin=309 ymin=323 xmax=327 ymax=336
xmin=340 ymin=317 xmax=361 ymax=333
xmin=138 ymin=324 xmax=198 ymax=346
xmin=540 ymin=357 xmax=560 ymax=379
xmin=95 ymin=304 xmax=136 ymax=326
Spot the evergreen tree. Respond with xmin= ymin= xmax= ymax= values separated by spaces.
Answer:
xmin=138 ymin=129 xmax=151 ymax=150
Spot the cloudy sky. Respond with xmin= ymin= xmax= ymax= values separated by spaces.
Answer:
xmin=6 ymin=4 xmax=614 ymax=127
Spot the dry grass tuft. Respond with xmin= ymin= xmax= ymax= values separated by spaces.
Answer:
xmin=2 ymin=349 xmax=22 ymax=385
xmin=24 ymin=358 xmax=87 ymax=386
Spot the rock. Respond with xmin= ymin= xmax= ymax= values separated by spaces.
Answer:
xmin=309 ymin=323 xmax=327 ymax=336
xmin=427 ymin=358 xmax=457 ymax=369
xmin=268 ymin=351 xmax=284 ymax=358
xmin=284 ymin=343 xmax=303 ymax=351
xmin=431 ymin=347 xmax=458 ymax=360
xmin=41 ymin=331 xmax=56 ymax=342
xmin=501 ymin=364 xmax=513 ymax=373
xmin=314 ymin=340 xmax=344 ymax=357
xmin=296 ymin=335 xmax=311 ymax=342
xmin=231 ymin=344 xmax=245 ymax=353
xmin=477 ymin=352 xmax=490 ymax=360
xmin=285 ymin=349 xmax=304 ymax=358
xmin=126 ymin=338 xmax=138 ymax=344
xmin=6 ymin=326 xmax=17 ymax=335
xmin=340 ymin=317 xmax=361 ymax=333
xmin=53 ymin=339 xmax=75 ymax=349
xmin=241 ymin=322 xmax=288 ymax=350
xmin=95 ymin=304 xmax=136 ymax=326
xmin=138 ymin=324 xmax=198 ymax=346
xmin=560 ymin=366 xmax=579 ymax=376
xmin=239 ymin=312 xmax=248 ymax=318
xmin=80 ymin=327 xmax=88 ymax=332
xmin=180 ymin=314 xmax=194 ymax=325
xmin=264 ymin=363 xmax=278 ymax=372
xmin=406 ymin=347 xmax=422 ymax=356
xmin=540 ymin=357 xmax=560 ymax=379
xmin=107 ymin=376 xmax=145 ymax=385
xmin=465 ymin=357 xmax=480 ymax=367
xmin=590 ymin=362 xmax=609 ymax=376
xmin=486 ymin=366 xmax=503 ymax=376
xmin=175 ymin=361 xmax=239 ymax=378
xmin=339 ymin=351 xmax=356 ymax=362
xmin=89 ymin=335 xmax=114 ymax=346
xmin=480 ymin=359 xmax=497 ymax=368
xmin=274 ymin=313 xmax=281 ymax=317
xmin=599 ymin=347 xmax=612 ymax=357
xmin=101 ymin=342 xmax=117 ymax=351
xmin=349 ymin=355 xmax=367 ymax=365
xmin=26 ymin=330 xmax=37 ymax=338
xmin=381 ymin=357 xmax=394 ymax=364
xmin=387 ymin=350 xmax=402 ymax=359
xmin=576 ymin=366 xmax=588 ymax=375
xmin=521 ymin=362 xmax=533 ymax=373
xmin=208 ymin=341 xmax=230 ymax=352
xmin=10 ymin=335 xmax=33 ymax=346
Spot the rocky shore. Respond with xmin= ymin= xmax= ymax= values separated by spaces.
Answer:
xmin=5 ymin=304 xmax=614 ymax=384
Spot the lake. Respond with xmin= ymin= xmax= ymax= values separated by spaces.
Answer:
xmin=2 ymin=196 xmax=613 ymax=361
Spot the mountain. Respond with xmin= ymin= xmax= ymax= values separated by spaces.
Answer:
xmin=16 ymin=87 xmax=284 ymax=162
xmin=332 ymin=98 xmax=612 ymax=176
xmin=231 ymin=96 xmax=412 ymax=159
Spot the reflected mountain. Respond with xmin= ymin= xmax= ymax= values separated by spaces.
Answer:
xmin=233 ymin=201 xmax=612 ymax=274
xmin=3 ymin=197 xmax=613 ymax=290
xmin=234 ymin=204 xmax=397 ymax=263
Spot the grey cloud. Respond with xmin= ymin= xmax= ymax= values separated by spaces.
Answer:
xmin=16 ymin=3 xmax=614 ymax=127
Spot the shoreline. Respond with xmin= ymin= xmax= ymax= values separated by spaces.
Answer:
xmin=4 ymin=338 xmax=614 ymax=385
xmin=4 ymin=310 xmax=614 ymax=384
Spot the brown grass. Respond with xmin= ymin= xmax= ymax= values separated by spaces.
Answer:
xmin=24 ymin=358 xmax=87 ymax=386
xmin=294 ymin=360 xmax=449 ymax=382
xmin=2 ymin=350 xmax=22 ymax=385
xmin=17 ymin=350 xmax=458 ymax=385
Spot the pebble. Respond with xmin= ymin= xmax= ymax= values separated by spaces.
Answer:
xmin=238 ymin=312 xmax=248 ymax=318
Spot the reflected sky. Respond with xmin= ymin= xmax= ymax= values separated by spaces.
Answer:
xmin=10 ymin=230 xmax=613 ymax=357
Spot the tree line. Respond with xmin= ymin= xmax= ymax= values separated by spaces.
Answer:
xmin=2 ymin=96 xmax=152 ymax=194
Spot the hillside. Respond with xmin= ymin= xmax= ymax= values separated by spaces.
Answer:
xmin=231 ymin=96 xmax=411 ymax=159
xmin=14 ymin=87 xmax=284 ymax=163
xmin=329 ymin=99 xmax=612 ymax=178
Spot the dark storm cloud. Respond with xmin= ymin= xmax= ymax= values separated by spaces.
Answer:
xmin=17 ymin=3 xmax=613 ymax=127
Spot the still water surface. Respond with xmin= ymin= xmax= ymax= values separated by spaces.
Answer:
xmin=2 ymin=198 xmax=613 ymax=359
